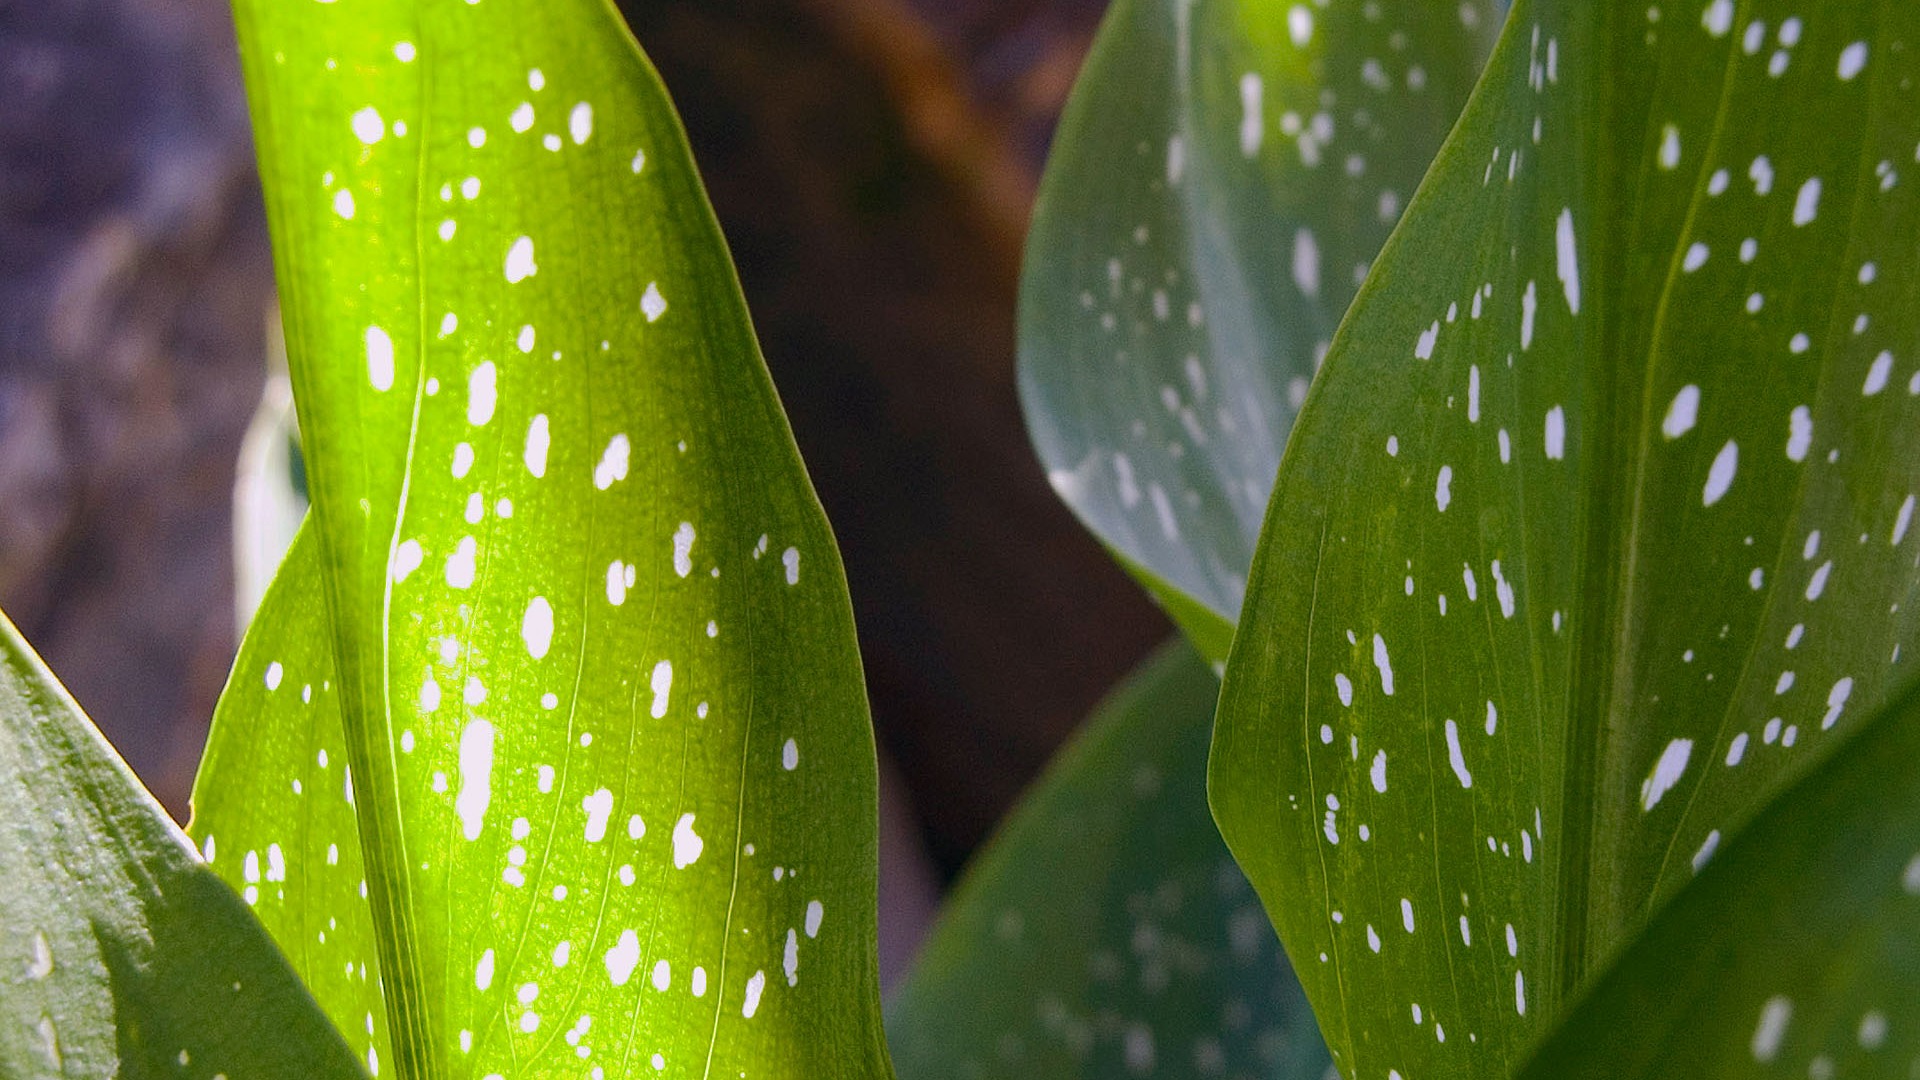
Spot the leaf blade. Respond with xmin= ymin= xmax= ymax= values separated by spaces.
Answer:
xmin=190 ymin=526 xmax=389 ymax=1072
xmin=1212 ymin=2 xmax=1920 ymax=1077
xmin=226 ymin=2 xmax=895 ymax=1076
xmin=1519 ymin=676 xmax=1920 ymax=1080
xmin=887 ymin=640 xmax=1331 ymax=1080
xmin=1017 ymin=0 xmax=1500 ymax=654
xmin=0 ymin=609 xmax=362 ymax=1080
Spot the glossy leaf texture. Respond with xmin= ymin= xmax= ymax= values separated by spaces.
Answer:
xmin=209 ymin=0 xmax=894 ymax=1076
xmin=0 ymin=609 xmax=361 ymax=1080
xmin=1518 ymin=675 xmax=1920 ymax=1080
xmin=1211 ymin=2 xmax=1920 ymax=1078
xmin=1019 ymin=0 xmax=1500 ymax=657
xmin=887 ymin=641 xmax=1330 ymax=1080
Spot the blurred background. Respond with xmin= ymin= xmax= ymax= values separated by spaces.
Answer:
xmin=0 ymin=0 xmax=1171 ymax=982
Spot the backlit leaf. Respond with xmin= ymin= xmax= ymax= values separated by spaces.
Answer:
xmin=190 ymin=528 xmax=387 ymax=1072
xmin=1211 ymin=3 xmax=1920 ymax=1078
xmin=1519 ymin=677 xmax=1920 ymax=1080
xmin=887 ymin=641 xmax=1330 ymax=1080
xmin=205 ymin=1 xmax=895 ymax=1076
xmin=0 ymin=609 xmax=360 ymax=1080
xmin=1018 ymin=0 xmax=1499 ymax=657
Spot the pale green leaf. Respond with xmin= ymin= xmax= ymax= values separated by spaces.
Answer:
xmin=0 ymin=609 xmax=361 ymax=1080
xmin=1211 ymin=2 xmax=1920 ymax=1078
xmin=1018 ymin=0 xmax=1500 ymax=657
xmin=1519 ymin=676 xmax=1920 ymax=1080
xmin=887 ymin=640 xmax=1330 ymax=1080
xmin=208 ymin=1 xmax=894 ymax=1076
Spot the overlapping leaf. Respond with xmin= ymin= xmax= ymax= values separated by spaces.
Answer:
xmin=198 ymin=1 xmax=895 ymax=1075
xmin=190 ymin=529 xmax=389 ymax=1072
xmin=1211 ymin=2 xmax=1920 ymax=1078
xmin=1018 ymin=0 xmax=1500 ymax=656
xmin=1519 ymin=676 xmax=1920 ymax=1080
xmin=0 ymin=610 xmax=360 ymax=1079
xmin=887 ymin=641 xmax=1329 ymax=1080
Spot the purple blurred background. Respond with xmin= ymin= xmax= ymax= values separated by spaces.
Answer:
xmin=0 ymin=0 xmax=1168 ymax=982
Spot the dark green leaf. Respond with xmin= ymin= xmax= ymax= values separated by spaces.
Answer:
xmin=0 ymin=609 xmax=361 ymax=1079
xmin=1211 ymin=2 xmax=1920 ymax=1077
xmin=1018 ymin=0 xmax=1499 ymax=656
xmin=1520 ymin=676 xmax=1920 ymax=1080
xmin=887 ymin=638 xmax=1328 ymax=1076
xmin=887 ymin=640 xmax=1330 ymax=1080
xmin=210 ymin=1 xmax=895 ymax=1075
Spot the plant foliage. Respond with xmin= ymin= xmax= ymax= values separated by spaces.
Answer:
xmin=1211 ymin=2 xmax=1920 ymax=1078
xmin=1019 ymin=0 xmax=1500 ymax=657
xmin=888 ymin=641 xmax=1329 ymax=1080
xmin=187 ymin=0 xmax=897 ymax=1076
xmin=0 ymin=612 xmax=361 ymax=1080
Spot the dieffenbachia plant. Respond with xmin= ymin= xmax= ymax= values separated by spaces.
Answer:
xmin=1018 ymin=0 xmax=1501 ymax=658
xmin=1210 ymin=2 xmax=1920 ymax=1079
xmin=888 ymin=641 xmax=1329 ymax=1080
xmin=183 ymin=0 xmax=894 ymax=1077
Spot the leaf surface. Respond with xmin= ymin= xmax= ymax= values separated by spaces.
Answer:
xmin=1211 ymin=2 xmax=1920 ymax=1078
xmin=0 ymin=609 xmax=361 ymax=1080
xmin=887 ymin=641 xmax=1330 ymax=1080
xmin=1519 ymin=676 xmax=1920 ymax=1080
xmin=207 ymin=1 xmax=894 ymax=1076
xmin=1018 ymin=0 xmax=1500 ymax=656
xmin=191 ymin=528 xmax=389 ymax=1071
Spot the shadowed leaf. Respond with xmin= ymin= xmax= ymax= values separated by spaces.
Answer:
xmin=1212 ymin=2 xmax=1920 ymax=1078
xmin=0 ymin=610 xmax=361 ymax=1080
xmin=1520 ymin=676 xmax=1920 ymax=1080
xmin=1019 ymin=0 xmax=1499 ymax=657
xmin=888 ymin=640 xmax=1331 ymax=1080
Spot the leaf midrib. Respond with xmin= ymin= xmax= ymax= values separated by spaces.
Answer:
xmin=1555 ymin=0 xmax=1766 ymax=1005
xmin=348 ymin=9 xmax=438 ymax=1074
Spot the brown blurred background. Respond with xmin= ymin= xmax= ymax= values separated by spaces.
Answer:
xmin=0 ymin=0 xmax=1168 ymax=979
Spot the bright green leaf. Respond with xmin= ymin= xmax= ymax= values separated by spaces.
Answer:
xmin=190 ymin=527 xmax=389 ymax=1072
xmin=1211 ymin=2 xmax=1920 ymax=1078
xmin=212 ymin=1 xmax=894 ymax=1076
xmin=1018 ymin=0 xmax=1500 ymax=656
xmin=1519 ymin=676 xmax=1920 ymax=1080
xmin=887 ymin=640 xmax=1330 ymax=1080
xmin=0 ymin=609 xmax=361 ymax=1080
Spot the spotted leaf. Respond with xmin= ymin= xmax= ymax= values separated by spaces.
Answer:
xmin=201 ymin=0 xmax=894 ymax=1076
xmin=190 ymin=528 xmax=388 ymax=1072
xmin=1518 ymin=677 xmax=1920 ymax=1080
xmin=886 ymin=641 xmax=1329 ymax=1080
xmin=1019 ymin=0 xmax=1500 ymax=657
xmin=1210 ymin=3 xmax=1920 ymax=1078
xmin=0 ymin=609 xmax=361 ymax=1080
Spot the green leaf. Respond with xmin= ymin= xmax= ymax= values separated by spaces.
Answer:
xmin=209 ymin=1 xmax=894 ymax=1076
xmin=1017 ymin=0 xmax=1500 ymax=656
xmin=190 ymin=527 xmax=389 ymax=1072
xmin=0 ymin=609 xmax=361 ymax=1079
xmin=1211 ymin=2 xmax=1920 ymax=1077
xmin=887 ymin=640 xmax=1331 ymax=1080
xmin=1518 ymin=676 xmax=1920 ymax=1080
